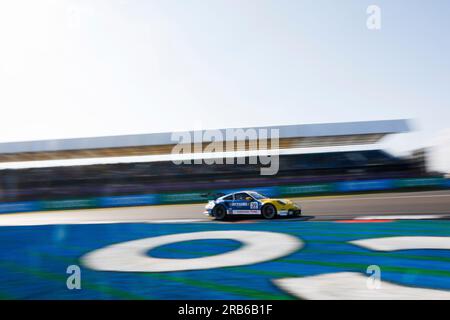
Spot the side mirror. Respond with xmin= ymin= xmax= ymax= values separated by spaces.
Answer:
xmin=245 ymin=197 xmax=253 ymax=201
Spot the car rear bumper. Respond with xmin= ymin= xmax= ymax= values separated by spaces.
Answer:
xmin=203 ymin=210 xmax=214 ymax=217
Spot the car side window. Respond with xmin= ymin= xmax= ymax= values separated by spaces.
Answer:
xmin=234 ymin=193 xmax=250 ymax=201
xmin=223 ymin=195 xmax=233 ymax=201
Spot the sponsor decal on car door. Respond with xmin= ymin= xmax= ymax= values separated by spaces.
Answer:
xmin=231 ymin=200 xmax=249 ymax=214
xmin=229 ymin=193 xmax=260 ymax=214
xmin=232 ymin=201 xmax=260 ymax=214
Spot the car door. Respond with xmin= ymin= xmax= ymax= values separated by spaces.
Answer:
xmin=231 ymin=192 xmax=259 ymax=214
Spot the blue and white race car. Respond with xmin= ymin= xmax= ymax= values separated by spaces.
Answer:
xmin=204 ymin=191 xmax=302 ymax=220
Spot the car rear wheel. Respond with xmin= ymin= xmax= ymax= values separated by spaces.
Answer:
xmin=261 ymin=204 xmax=277 ymax=219
xmin=213 ymin=205 xmax=227 ymax=220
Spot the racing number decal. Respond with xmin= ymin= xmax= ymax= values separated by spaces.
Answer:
xmin=81 ymin=232 xmax=450 ymax=299
xmin=250 ymin=202 xmax=258 ymax=210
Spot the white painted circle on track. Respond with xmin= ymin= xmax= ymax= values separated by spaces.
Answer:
xmin=81 ymin=230 xmax=302 ymax=272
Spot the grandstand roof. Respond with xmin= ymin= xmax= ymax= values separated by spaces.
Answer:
xmin=0 ymin=119 xmax=410 ymax=162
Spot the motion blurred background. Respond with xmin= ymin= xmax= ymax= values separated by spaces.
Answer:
xmin=0 ymin=1 xmax=449 ymax=208
xmin=0 ymin=0 xmax=450 ymax=301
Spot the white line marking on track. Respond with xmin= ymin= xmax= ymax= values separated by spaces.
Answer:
xmin=351 ymin=236 xmax=450 ymax=251
xmin=0 ymin=216 xmax=209 ymax=227
xmin=144 ymin=219 xmax=208 ymax=223
xmin=273 ymin=272 xmax=450 ymax=300
xmin=355 ymin=215 xmax=444 ymax=220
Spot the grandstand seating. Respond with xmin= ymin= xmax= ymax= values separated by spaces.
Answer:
xmin=0 ymin=150 xmax=424 ymax=202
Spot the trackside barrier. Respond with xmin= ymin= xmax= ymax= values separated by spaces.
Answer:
xmin=279 ymin=183 xmax=335 ymax=196
xmin=393 ymin=178 xmax=447 ymax=188
xmin=41 ymin=198 xmax=98 ymax=210
xmin=98 ymin=194 xmax=159 ymax=207
xmin=159 ymin=192 xmax=205 ymax=204
xmin=0 ymin=201 xmax=41 ymax=214
xmin=0 ymin=178 xmax=448 ymax=214
xmin=336 ymin=179 xmax=395 ymax=192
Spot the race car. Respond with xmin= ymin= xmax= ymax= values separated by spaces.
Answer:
xmin=203 ymin=191 xmax=301 ymax=220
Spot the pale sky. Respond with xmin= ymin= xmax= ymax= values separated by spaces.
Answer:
xmin=0 ymin=1 xmax=449 ymax=172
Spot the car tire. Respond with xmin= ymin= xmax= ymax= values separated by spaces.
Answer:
xmin=261 ymin=204 xmax=277 ymax=219
xmin=213 ymin=205 xmax=227 ymax=220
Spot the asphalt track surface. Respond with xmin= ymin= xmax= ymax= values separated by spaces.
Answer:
xmin=1 ymin=190 xmax=450 ymax=300
xmin=0 ymin=190 xmax=449 ymax=226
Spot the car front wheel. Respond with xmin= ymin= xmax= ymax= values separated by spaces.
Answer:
xmin=261 ymin=204 xmax=277 ymax=219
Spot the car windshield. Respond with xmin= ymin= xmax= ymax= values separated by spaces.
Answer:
xmin=248 ymin=192 xmax=267 ymax=200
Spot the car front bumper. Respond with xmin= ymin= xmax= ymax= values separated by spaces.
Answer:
xmin=278 ymin=209 xmax=302 ymax=216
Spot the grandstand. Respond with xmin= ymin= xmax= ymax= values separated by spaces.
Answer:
xmin=0 ymin=120 xmax=408 ymax=162
xmin=0 ymin=150 xmax=425 ymax=202
xmin=0 ymin=119 xmax=425 ymax=203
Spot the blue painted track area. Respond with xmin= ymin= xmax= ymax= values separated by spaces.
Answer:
xmin=0 ymin=220 xmax=450 ymax=299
